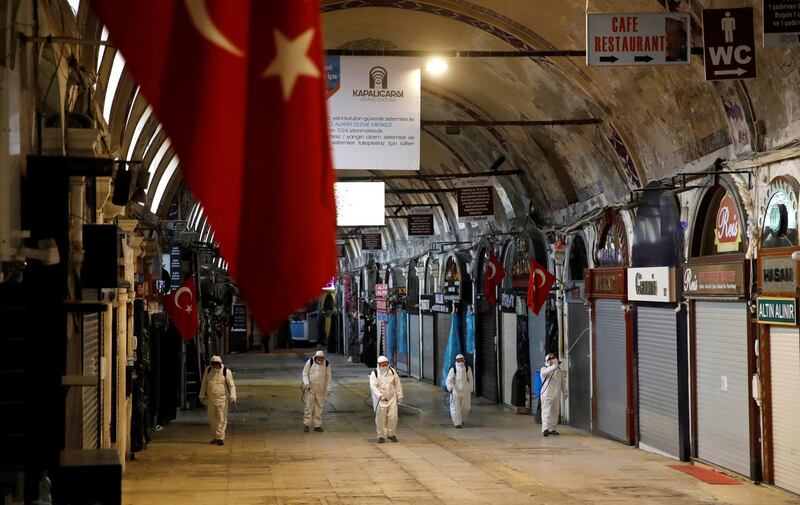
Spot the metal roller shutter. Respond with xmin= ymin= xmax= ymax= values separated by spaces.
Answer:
xmin=409 ymin=314 xmax=421 ymax=379
xmin=396 ymin=311 xmax=408 ymax=376
xmin=435 ymin=313 xmax=452 ymax=385
xmin=82 ymin=313 xmax=100 ymax=450
xmin=637 ymin=306 xmax=679 ymax=458
xmin=501 ymin=313 xmax=517 ymax=406
xmin=528 ymin=309 xmax=546 ymax=415
xmin=568 ymin=303 xmax=591 ymax=430
xmin=422 ymin=314 xmax=435 ymax=382
xmin=595 ymin=299 xmax=628 ymax=442
xmin=478 ymin=298 xmax=498 ymax=402
xmin=695 ymin=302 xmax=750 ymax=476
xmin=771 ymin=326 xmax=800 ymax=495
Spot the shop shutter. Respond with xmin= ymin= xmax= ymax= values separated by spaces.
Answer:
xmin=501 ymin=312 xmax=517 ymax=406
xmin=637 ymin=305 xmax=679 ymax=458
xmin=82 ymin=313 xmax=100 ymax=450
xmin=422 ymin=314 xmax=435 ymax=382
xmin=435 ymin=313 xmax=452 ymax=385
xmin=528 ymin=309 xmax=546 ymax=415
xmin=568 ymin=302 xmax=591 ymax=430
xmin=771 ymin=326 xmax=800 ymax=495
xmin=595 ymin=299 xmax=628 ymax=442
xmin=409 ymin=314 xmax=421 ymax=379
xmin=695 ymin=302 xmax=750 ymax=477
xmin=478 ymin=298 xmax=498 ymax=402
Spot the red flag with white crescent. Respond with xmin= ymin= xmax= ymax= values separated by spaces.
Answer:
xmin=90 ymin=0 xmax=336 ymax=334
xmin=527 ymin=259 xmax=556 ymax=315
xmin=483 ymin=253 xmax=506 ymax=306
xmin=165 ymin=277 xmax=199 ymax=342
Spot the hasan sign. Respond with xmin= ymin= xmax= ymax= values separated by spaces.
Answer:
xmin=757 ymin=297 xmax=797 ymax=326
xmin=627 ymin=267 xmax=677 ymax=302
xmin=760 ymin=256 xmax=796 ymax=294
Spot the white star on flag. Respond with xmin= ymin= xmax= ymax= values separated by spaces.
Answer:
xmin=262 ymin=28 xmax=320 ymax=101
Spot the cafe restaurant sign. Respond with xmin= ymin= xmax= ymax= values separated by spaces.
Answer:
xmin=627 ymin=267 xmax=676 ymax=302
xmin=757 ymin=297 xmax=797 ymax=326
xmin=760 ymin=256 xmax=796 ymax=294
xmin=682 ymin=262 xmax=745 ymax=298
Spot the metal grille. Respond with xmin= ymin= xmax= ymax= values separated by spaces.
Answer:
xmin=422 ymin=314 xmax=435 ymax=382
xmin=695 ymin=301 xmax=750 ymax=476
xmin=637 ymin=305 xmax=679 ymax=458
xmin=501 ymin=313 xmax=517 ymax=406
xmin=435 ymin=313 xmax=452 ymax=385
xmin=82 ymin=313 xmax=101 ymax=450
xmin=567 ymin=302 xmax=591 ymax=430
xmin=770 ymin=326 xmax=800 ymax=494
xmin=478 ymin=298 xmax=498 ymax=402
xmin=528 ymin=309 xmax=546 ymax=415
xmin=595 ymin=299 xmax=628 ymax=442
xmin=409 ymin=314 xmax=421 ymax=379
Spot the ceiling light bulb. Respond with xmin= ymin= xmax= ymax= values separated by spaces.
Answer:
xmin=426 ymin=58 xmax=448 ymax=75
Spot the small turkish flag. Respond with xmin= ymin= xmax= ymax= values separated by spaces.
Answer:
xmin=165 ymin=278 xmax=199 ymax=342
xmin=483 ymin=253 xmax=506 ymax=306
xmin=527 ymin=259 xmax=556 ymax=316
xmin=90 ymin=1 xmax=336 ymax=333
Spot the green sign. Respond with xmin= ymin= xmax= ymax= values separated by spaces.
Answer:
xmin=757 ymin=297 xmax=798 ymax=326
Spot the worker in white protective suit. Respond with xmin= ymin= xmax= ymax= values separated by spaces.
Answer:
xmin=539 ymin=352 xmax=563 ymax=437
xmin=369 ymin=355 xmax=404 ymax=443
xmin=302 ymin=350 xmax=333 ymax=432
xmin=199 ymin=355 xmax=237 ymax=445
xmin=445 ymin=354 xmax=473 ymax=428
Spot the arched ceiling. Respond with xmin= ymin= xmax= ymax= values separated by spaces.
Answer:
xmin=71 ymin=0 xmax=800 ymax=266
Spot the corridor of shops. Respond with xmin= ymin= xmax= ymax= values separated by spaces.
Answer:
xmin=120 ymin=351 xmax=794 ymax=505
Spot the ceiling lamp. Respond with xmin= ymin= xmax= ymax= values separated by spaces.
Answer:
xmin=425 ymin=58 xmax=448 ymax=75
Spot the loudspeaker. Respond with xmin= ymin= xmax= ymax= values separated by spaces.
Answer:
xmin=82 ymin=224 xmax=119 ymax=288
xmin=111 ymin=166 xmax=132 ymax=205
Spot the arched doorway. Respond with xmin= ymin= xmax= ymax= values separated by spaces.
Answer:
xmin=566 ymin=233 xmax=590 ymax=431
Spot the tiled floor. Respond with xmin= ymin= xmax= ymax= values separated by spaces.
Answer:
xmin=123 ymin=351 xmax=800 ymax=504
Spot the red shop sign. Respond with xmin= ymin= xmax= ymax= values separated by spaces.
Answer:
xmin=715 ymin=192 xmax=741 ymax=253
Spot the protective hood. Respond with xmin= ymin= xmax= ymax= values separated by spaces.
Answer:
xmin=314 ymin=351 xmax=325 ymax=359
xmin=210 ymin=355 xmax=222 ymax=364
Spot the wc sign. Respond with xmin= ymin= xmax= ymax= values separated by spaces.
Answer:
xmin=703 ymin=8 xmax=756 ymax=81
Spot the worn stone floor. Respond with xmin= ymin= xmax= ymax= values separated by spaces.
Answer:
xmin=123 ymin=350 xmax=800 ymax=505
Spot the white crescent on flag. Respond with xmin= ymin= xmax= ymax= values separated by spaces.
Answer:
xmin=184 ymin=0 xmax=244 ymax=57
xmin=174 ymin=286 xmax=193 ymax=313
xmin=486 ymin=262 xmax=497 ymax=281
xmin=534 ymin=269 xmax=547 ymax=288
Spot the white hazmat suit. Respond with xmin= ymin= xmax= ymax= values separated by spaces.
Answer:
xmin=539 ymin=355 xmax=563 ymax=435
xmin=302 ymin=351 xmax=333 ymax=429
xmin=445 ymin=356 xmax=473 ymax=428
xmin=199 ymin=356 xmax=237 ymax=442
xmin=369 ymin=357 xmax=403 ymax=441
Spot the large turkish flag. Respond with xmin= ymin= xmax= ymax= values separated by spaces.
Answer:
xmin=91 ymin=1 xmax=336 ymax=332
xmin=483 ymin=253 xmax=506 ymax=306
xmin=165 ymin=277 xmax=199 ymax=342
xmin=527 ymin=259 xmax=556 ymax=316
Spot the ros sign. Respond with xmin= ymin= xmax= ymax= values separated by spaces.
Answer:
xmin=715 ymin=193 xmax=741 ymax=253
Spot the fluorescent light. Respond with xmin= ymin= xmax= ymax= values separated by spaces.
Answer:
xmin=334 ymin=182 xmax=385 ymax=227
xmin=426 ymin=58 xmax=448 ymax=75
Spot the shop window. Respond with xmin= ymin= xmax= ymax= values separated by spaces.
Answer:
xmin=569 ymin=235 xmax=588 ymax=281
xmin=761 ymin=177 xmax=798 ymax=248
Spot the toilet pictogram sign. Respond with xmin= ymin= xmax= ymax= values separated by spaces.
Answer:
xmin=702 ymin=8 xmax=757 ymax=81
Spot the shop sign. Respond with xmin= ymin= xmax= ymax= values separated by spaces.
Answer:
xmin=419 ymin=294 xmax=433 ymax=312
xmin=568 ymin=282 xmax=586 ymax=302
xmin=627 ymin=267 xmax=676 ymax=302
xmin=232 ymin=304 xmax=247 ymax=334
xmin=682 ymin=262 xmax=745 ymax=297
xmin=757 ymin=297 xmax=797 ymax=326
xmin=586 ymin=12 xmax=691 ymax=66
xmin=170 ymin=245 xmax=182 ymax=291
xmin=431 ymin=293 xmax=451 ymax=313
xmin=761 ymin=256 xmax=796 ymax=294
xmin=500 ymin=290 xmax=517 ymax=312
xmin=715 ymin=192 xmax=742 ymax=253
xmin=376 ymin=283 xmax=388 ymax=321
xmin=335 ymin=239 xmax=346 ymax=258
xmin=586 ymin=269 xmax=625 ymax=297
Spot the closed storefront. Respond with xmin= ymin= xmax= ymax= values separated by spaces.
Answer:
xmin=422 ymin=311 xmax=435 ymax=383
xmin=566 ymin=233 xmax=591 ymax=430
xmin=501 ymin=311 xmax=517 ymax=407
xmin=528 ymin=309 xmax=546 ymax=416
xmin=435 ymin=310 xmax=452 ymax=385
xmin=758 ymin=175 xmax=800 ymax=492
xmin=478 ymin=296 xmax=498 ymax=402
xmin=586 ymin=267 xmax=631 ymax=444
xmin=409 ymin=313 xmax=421 ymax=379
xmin=686 ymin=182 xmax=758 ymax=479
